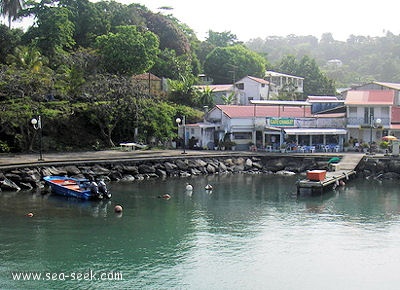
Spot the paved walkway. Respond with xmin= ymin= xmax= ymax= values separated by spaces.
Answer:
xmin=0 ymin=149 xmax=249 ymax=169
xmin=0 ymin=149 xmax=377 ymax=170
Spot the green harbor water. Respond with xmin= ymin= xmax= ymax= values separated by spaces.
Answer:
xmin=1 ymin=173 xmax=400 ymax=289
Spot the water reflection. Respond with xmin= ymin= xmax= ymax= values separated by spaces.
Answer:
xmin=2 ymin=174 xmax=400 ymax=288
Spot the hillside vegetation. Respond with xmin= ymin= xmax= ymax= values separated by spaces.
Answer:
xmin=1 ymin=0 xmax=399 ymax=153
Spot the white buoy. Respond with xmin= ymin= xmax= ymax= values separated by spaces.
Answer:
xmin=205 ymin=184 xmax=213 ymax=190
xmin=186 ymin=183 xmax=193 ymax=191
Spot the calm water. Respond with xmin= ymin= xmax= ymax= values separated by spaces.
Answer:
xmin=1 ymin=173 xmax=400 ymax=289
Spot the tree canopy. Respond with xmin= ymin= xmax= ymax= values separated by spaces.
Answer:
xmin=204 ymin=45 xmax=266 ymax=84
xmin=95 ymin=25 xmax=159 ymax=75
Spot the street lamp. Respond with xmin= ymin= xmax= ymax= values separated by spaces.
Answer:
xmin=369 ymin=115 xmax=382 ymax=154
xmin=31 ymin=115 xmax=44 ymax=161
xmin=176 ymin=116 xmax=187 ymax=154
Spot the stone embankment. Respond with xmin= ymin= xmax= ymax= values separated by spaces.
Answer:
xmin=0 ymin=155 xmax=330 ymax=192
xmin=1 ymin=153 xmax=400 ymax=192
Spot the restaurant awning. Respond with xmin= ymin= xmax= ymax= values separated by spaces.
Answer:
xmin=284 ymin=128 xmax=347 ymax=135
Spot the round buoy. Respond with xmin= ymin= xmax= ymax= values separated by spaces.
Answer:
xmin=114 ymin=205 xmax=123 ymax=213
xmin=186 ymin=183 xmax=193 ymax=191
xmin=26 ymin=212 xmax=34 ymax=217
xmin=205 ymin=184 xmax=213 ymax=190
xmin=162 ymin=194 xmax=171 ymax=200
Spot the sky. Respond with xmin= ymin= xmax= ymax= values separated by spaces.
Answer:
xmin=125 ymin=0 xmax=400 ymax=41
xmin=5 ymin=0 xmax=400 ymax=42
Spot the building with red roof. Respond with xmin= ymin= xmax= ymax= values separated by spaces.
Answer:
xmin=186 ymin=100 xmax=346 ymax=151
xmin=345 ymin=88 xmax=400 ymax=144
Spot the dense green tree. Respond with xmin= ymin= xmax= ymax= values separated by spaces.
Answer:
xmin=95 ymin=25 xmax=159 ymax=75
xmin=0 ymin=0 xmax=24 ymax=28
xmin=150 ymin=48 xmax=193 ymax=80
xmin=0 ymin=24 xmax=22 ymax=63
xmin=144 ymin=11 xmax=191 ymax=55
xmin=53 ymin=47 xmax=99 ymax=99
xmin=168 ymin=76 xmax=200 ymax=107
xmin=206 ymin=30 xmax=239 ymax=47
xmin=0 ymin=64 xmax=53 ymax=101
xmin=82 ymin=73 xmax=148 ymax=147
xmin=140 ymin=100 xmax=177 ymax=144
xmin=276 ymin=55 xmax=336 ymax=98
xmin=23 ymin=6 xmax=75 ymax=61
xmin=204 ymin=45 xmax=266 ymax=84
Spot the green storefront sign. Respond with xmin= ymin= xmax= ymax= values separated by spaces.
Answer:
xmin=269 ymin=118 xmax=294 ymax=127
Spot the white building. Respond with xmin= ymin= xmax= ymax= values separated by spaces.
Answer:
xmin=234 ymin=76 xmax=270 ymax=105
xmin=265 ymin=71 xmax=304 ymax=99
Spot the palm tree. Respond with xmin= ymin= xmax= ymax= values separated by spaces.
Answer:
xmin=6 ymin=45 xmax=47 ymax=73
xmin=198 ymin=86 xmax=215 ymax=108
xmin=0 ymin=0 xmax=24 ymax=28
xmin=222 ymin=91 xmax=236 ymax=105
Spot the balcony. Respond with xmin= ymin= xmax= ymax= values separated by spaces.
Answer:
xmin=346 ymin=117 xmax=390 ymax=127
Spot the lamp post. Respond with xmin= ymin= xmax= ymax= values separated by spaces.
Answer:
xmin=369 ymin=115 xmax=381 ymax=154
xmin=31 ymin=115 xmax=44 ymax=161
xmin=176 ymin=116 xmax=187 ymax=154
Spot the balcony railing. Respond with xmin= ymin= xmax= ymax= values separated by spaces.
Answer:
xmin=346 ymin=117 xmax=390 ymax=127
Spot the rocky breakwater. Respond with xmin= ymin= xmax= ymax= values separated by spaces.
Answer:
xmin=0 ymin=155 xmax=329 ymax=192
xmin=357 ymin=156 xmax=400 ymax=180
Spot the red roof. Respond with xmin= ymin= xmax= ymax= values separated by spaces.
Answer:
xmin=216 ymin=105 xmax=312 ymax=118
xmin=194 ymin=84 xmax=234 ymax=92
xmin=345 ymin=90 xmax=394 ymax=105
xmin=246 ymin=76 xmax=269 ymax=85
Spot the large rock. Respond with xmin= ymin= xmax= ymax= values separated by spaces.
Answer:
xmin=206 ymin=164 xmax=216 ymax=174
xmin=64 ymin=165 xmax=81 ymax=175
xmin=138 ymin=164 xmax=156 ymax=174
xmin=41 ymin=166 xmax=67 ymax=176
xmin=163 ymin=162 xmax=177 ymax=172
xmin=388 ymin=160 xmax=400 ymax=174
xmin=92 ymin=164 xmax=110 ymax=175
xmin=244 ymin=158 xmax=253 ymax=170
xmin=175 ymin=159 xmax=188 ymax=170
xmin=122 ymin=165 xmax=139 ymax=175
xmin=0 ymin=173 xmax=21 ymax=191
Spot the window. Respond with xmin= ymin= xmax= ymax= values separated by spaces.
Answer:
xmin=233 ymin=132 xmax=252 ymax=139
xmin=364 ymin=107 xmax=374 ymax=124
xmin=236 ymin=83 xmax=244 ymax=90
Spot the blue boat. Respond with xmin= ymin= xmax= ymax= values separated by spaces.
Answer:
xmin=43 ymin=176 xmax=111 ymax=200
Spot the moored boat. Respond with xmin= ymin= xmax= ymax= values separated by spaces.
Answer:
xmin=43 ymin=176 xmax=111 ymax=200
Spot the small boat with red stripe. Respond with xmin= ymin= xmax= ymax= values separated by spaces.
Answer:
xmin=43 ymin=176 xmax=111 ymax=200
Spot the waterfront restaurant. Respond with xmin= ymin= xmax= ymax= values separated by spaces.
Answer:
xmin=192 ymin=100 xmax=347 ymax=151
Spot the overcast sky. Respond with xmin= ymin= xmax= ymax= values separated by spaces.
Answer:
xmin=5 ymin=0 xmax=399 ymax=42
xmin=128 ymin=0 xmax=400 ymax=41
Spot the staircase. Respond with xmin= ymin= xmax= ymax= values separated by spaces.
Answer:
xmin=337 ymin=153 xmax=365 ymax=170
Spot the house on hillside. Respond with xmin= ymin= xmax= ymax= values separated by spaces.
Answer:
xmin=234 ymin=76 xmax=270 ymax=105
xmin=265 ymin=71 xmax=304 ymax=99
xmin=132 ymin=73 xmax=166 ymax=96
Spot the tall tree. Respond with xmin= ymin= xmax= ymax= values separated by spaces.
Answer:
xmin=206 ymin=30 xmax=238 ymax=47
xmin=0 ymin=24 xmax=22 ymax=63
xmin=95 ymin=25 xmax=159 ymax=75
xmin=204 ymin=45 xmax=266 ymax=84
xmin=276 ymin=55 xmax=336 ymax=98
xmin=0 ymin=0 xmax=24 ymax=28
